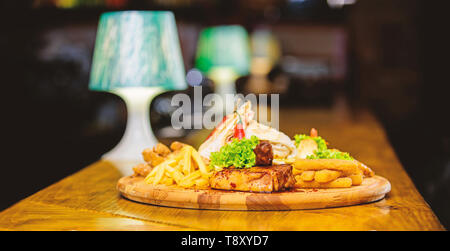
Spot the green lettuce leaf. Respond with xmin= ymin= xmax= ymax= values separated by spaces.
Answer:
xmin=209 ymin=136 xmax=259 ymax=169
xmin=294 ymin=134 xmax=353 ymax=160
xmin=306 ymin=149 xmax=353 ymax=160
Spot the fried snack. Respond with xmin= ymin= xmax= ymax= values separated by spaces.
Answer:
xmin=144 ymin=145 xmax=211 ymax=189
xmin=142 ymin=148 xmax=165 ymax=167
xmin=293 ymin=158 xmax=374 ymax=188
xmin=300 ymin=170 xmax=315 ymax=181
xmin=170 ymin=141 xmax=187 ymax=151
xmin=314 ymin=169 xmax=341 ymax=183
xmin=349 ymin=173 xmax=363 ymax=186
xmin=132 ymin=163 xmax=152 ymax=177
xmin=294 ymin=159 xmax=361 ymax=176
xmin=136 ymin=141 xmax=188 ymax=176
xmin=292 ymin=167 xmax=302 ymax=175
xmin=295 ymin=177 xmax=352 ymax=188
xmin=328 ymin=149 xmax=374 ymax=177
xmin=154 ymin=143 xmax=171 ymax=157
xmin=357 ymin=161 xmax=375 ymax=177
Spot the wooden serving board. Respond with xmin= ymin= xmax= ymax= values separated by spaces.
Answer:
xmin=117 ymin=175 xmax=391 ymax=211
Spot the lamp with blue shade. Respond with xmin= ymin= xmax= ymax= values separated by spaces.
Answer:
xmin=89 ymin=11 xmax=187 ymax=174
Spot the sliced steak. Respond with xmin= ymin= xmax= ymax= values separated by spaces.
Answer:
xmin=210 ymin=164 xmax=295 ymax=193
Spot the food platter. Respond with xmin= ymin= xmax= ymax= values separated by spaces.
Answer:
xmin=117 ymin=175 xmax=390 ymax=210
xmin=118 ymin=101 xmax=392 ymax=210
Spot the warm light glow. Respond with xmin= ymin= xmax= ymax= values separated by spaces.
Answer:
xmin=208 ymin=67 xmax=239 ymax=85
xmin=327 ymin=0 xmax=357 ymax=8
xmin=251 ymin=57 xmax=272 ymax=76
xmin=250 ymin=29 xmax=281 ymax=75
xmin=55 ymin=0 xmax=77 ymax=8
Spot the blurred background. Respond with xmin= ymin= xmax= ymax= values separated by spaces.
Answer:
xmin=1 ymin=0 xmax=449 ymax=228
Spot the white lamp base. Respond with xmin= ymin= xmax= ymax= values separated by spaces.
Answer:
xmin=103 ymin=87 xmax=163 ymax=176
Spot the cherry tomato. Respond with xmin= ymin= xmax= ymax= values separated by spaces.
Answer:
xmin=310 ymin=128 xmax=318 ymax=137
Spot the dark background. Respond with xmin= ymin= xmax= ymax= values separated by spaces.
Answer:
xmin=1 ymin=0 xmax=449 ymax=228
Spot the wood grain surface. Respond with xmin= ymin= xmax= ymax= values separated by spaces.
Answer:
xmin=117 ymin=175 xmax=391 ymax=210
xmin=0 ymin=108 xmax=445 ymax=230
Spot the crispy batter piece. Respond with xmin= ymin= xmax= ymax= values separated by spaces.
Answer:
xmin=153 ymin=143 xmax=171 ymax=157
xmin=142 ymin=148 xmax=165 ymax=167
xmin=132 ymin=163 xmax=153 ymax=177
xmin=135 ymin=142 xmax=184 ymax=177
xmin=170 ymin=141 xmax=187 ymax=151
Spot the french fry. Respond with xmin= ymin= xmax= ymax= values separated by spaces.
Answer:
xmin=152 ymin=164 xmax=165 ymax=185
xmin=179 ymin=171 xmax=202 ymax=188
xmin=171 ymin=151 xmax=186 ymax=162
xmin=195 ymin=178 xmax=209 ymax=188
xmin=145 ymin=164 xmax=159 ymax=179
xmin=181 ymin=170 xmax=202 ymax=183
xmin=172 ymin=170 xmax=184 ymax=184
xmin=314 ymin=170 xmax=341 ymax=183
xmin=191 ymin=147 xmax=209 ymax=176
xmin=165 ymin=165 xmax=183 ymax=184
xmin=180 ymin=180 xmax=195 ymax=188
xmin=161 ymin=177 xmax=174 ymax=185
xmin=141 ymin=142 xmax=209 ymax=189
xmin=182 ymin=147 xmax=192 ymax=175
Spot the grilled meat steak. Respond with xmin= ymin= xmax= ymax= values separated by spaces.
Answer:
xmin=254 ymin=140 xmax=273 ymax=166
xmin=210 ymin=164 xmax=295 ymax=192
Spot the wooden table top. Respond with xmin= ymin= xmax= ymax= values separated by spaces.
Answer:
xmin=0 ymin=108 xmax=444 ymax=230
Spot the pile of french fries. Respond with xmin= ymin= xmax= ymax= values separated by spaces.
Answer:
xmin=143 ymin=145 xmax=212 ymax=189
xmin=293 ymin=159 xmax=374 ymax=188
